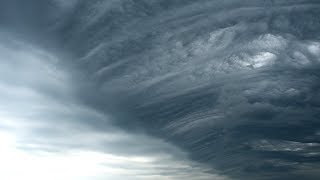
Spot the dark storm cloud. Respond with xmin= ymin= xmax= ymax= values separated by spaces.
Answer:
xmin=51 ymin=0 xmax=320 ymax=179
xmin=0 ymin=32 xmax=225 ymax=179
xmin=1 ymin=0 xmax=320 ymax=179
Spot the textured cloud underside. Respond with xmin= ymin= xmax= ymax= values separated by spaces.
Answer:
xmin=0 ymin=0 xmax=320 ymax=180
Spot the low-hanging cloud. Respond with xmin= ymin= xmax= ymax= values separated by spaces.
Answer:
xmin=0 ymin=32 xmax=228 ymax=180
xmin=1 ymin=0 xmax=320 ymax=179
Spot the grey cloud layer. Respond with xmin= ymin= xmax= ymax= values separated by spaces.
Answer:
xmin=1 ymin=0 xmax=320 ymax=179
xmin=53 ymin=1 xmax=320 ymax=179
xmin=0 ymin=32 xmax=227 ymax=180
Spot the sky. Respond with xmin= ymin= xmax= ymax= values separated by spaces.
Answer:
xmin=0 ymin=32 xmax=227 ymax=180
xmin=0 ymin=0 xmax=320 ymax=180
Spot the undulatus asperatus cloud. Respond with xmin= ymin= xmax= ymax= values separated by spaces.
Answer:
xmin=0 ymin=1 xmax=320 ymax=179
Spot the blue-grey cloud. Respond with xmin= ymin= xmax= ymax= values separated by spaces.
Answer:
xmin=1 ymin=0 xmax=320 ymax=179
xmin=0 ymin=32 xmax=228 ymax=180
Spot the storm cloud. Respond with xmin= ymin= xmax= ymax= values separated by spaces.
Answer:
xmin=0 ymin=0 xmax=320 ymax=180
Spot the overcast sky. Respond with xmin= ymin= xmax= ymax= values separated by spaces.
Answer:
xmin=0 ymin=0 xmax=320 ymax=180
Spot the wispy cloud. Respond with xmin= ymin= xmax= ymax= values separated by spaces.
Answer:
xmin=0 ymin=32 xmax=228 ymax=180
